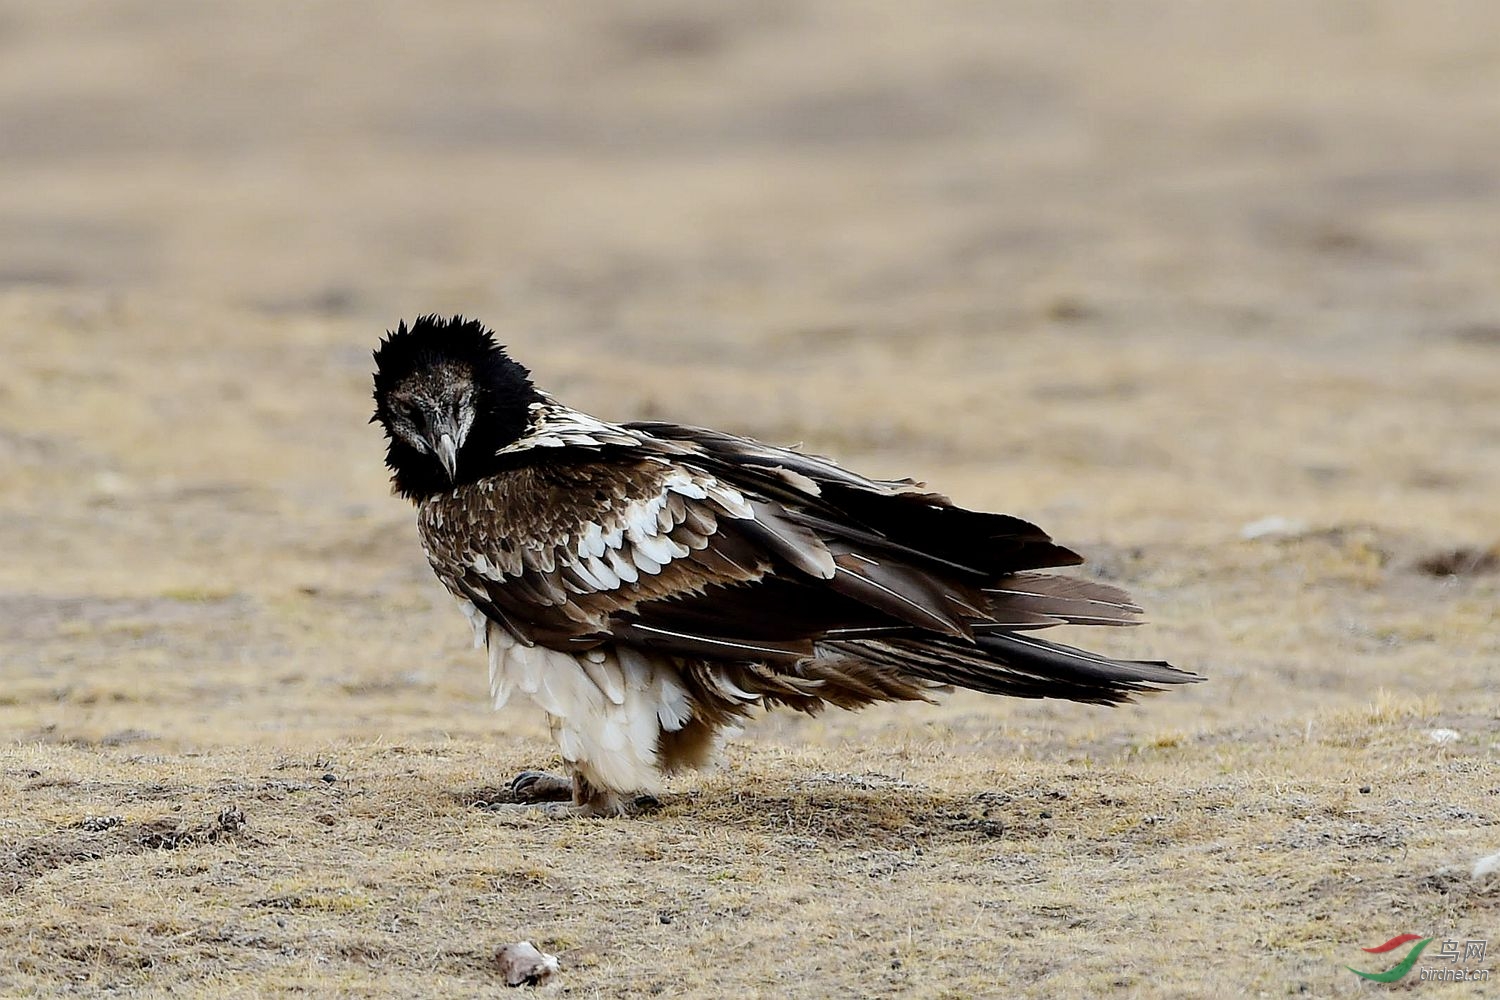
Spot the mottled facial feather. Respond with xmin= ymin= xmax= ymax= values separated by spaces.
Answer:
xmin=383 ymin=362 xmax=478 ymax=455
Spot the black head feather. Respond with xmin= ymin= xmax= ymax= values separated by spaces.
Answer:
xmin=372 ymin=314 xmax=540 ymax=499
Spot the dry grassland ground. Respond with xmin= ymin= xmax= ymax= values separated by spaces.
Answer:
xmin=2 ymin=3 xmax=1499 ymax=997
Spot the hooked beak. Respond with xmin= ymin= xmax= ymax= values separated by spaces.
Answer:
xmin=433 ymin=431 xmax=459 ymax=482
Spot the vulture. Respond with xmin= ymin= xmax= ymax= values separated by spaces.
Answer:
xmin=372 ymin=315 xmax=1197 ymax=815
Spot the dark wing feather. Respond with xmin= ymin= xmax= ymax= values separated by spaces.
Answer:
xmin=630 ymin=420 xmax=1084 ymax=573
xmin=624 ymin=422 xmax=1199 ymax=700
xmin=423 ymin=420 xmax=1199 ymax=707
xmin=823 ymin=632 xmax=1183 ymax=706
xmin=628 ymin=423 xmax=1147 ymax=625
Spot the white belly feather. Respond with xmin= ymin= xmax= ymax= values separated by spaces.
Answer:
xmin=478 ymin=616 xmax=693 ymax=793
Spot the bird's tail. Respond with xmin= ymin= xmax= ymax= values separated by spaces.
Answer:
xmin=822 ymin=629 xmax=1200 ymax=705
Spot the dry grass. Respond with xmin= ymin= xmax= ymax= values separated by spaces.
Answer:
xmin=3 ymin=2 xmax=1500 ymax=997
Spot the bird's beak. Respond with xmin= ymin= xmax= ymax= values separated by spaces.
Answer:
xmin=434 ymin=432 xmax=460 ymax=482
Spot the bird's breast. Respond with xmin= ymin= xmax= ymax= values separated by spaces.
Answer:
xmin=481 ymin=621 xmax=695 ymax=793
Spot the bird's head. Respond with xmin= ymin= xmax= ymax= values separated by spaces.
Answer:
xmin=372 ymin=315 xmax=540 ymax=499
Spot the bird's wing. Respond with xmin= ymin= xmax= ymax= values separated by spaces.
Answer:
xmin=419 ymin=452 xmax=827 ymax=661
xmin=617 ymin=422 xmax=1201 ymax=703
xmin=629 ymin=421 xmax=1150 ymax=621
xmin=421 ymin=419 xmax=1152 ymax=661
xmin=627 ymin=421 xmax=1088 ymax=574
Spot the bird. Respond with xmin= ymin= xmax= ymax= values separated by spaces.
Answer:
xmin=372 ymin=314 xmax=1199 ymax=816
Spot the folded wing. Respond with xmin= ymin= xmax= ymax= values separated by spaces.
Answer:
xmin=420 ymin=424 xmax=1200 ymax=708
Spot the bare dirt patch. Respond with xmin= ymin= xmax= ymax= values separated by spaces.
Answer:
xmin=3 ymin=806 xmax=250 ymax=896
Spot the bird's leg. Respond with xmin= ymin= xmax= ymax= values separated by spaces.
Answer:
xmin=569 ymin=771 xmax=634 ymax=817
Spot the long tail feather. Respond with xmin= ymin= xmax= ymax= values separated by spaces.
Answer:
xmin=824 ymin=631 xmax=1200 ymax=706
xmin=983 ymin=572 xmax=1147 ymax=626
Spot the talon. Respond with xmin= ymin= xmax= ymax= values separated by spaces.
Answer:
xmin=509 ymin=770 xmax=573 ymax=803
xmin=499 ymin=770 xmax=654 ymax=816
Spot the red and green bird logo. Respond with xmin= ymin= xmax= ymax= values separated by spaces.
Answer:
xmin=1346 ymin=934 xmax=1433 ymax=983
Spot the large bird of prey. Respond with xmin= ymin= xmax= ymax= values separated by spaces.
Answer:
xmin=372 ymin=315 xmax=1198 ymax=816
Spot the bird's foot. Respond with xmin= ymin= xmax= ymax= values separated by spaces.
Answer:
xmin=547 ymin=792 xmax=660 ymax=818
xmin=509 ymin=770 xmax=573 ymax=803
xmin=504 ymin=770 xmax=660 ymax=817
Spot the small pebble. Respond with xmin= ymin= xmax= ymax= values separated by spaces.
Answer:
xmin=1240 ymin=516 xmax=1308 ymax=541
xmin=496 ymin=941 xmax=560 ymax=987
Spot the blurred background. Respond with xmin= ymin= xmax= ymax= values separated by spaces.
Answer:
xmin=4 ymin=1 xmax=1497 ymax=349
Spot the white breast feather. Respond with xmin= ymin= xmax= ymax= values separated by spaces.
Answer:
xmin=485 ymin=620 xmax=690 ymax=793
xmin=460 ymin=598 xmax=487 ymax=648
